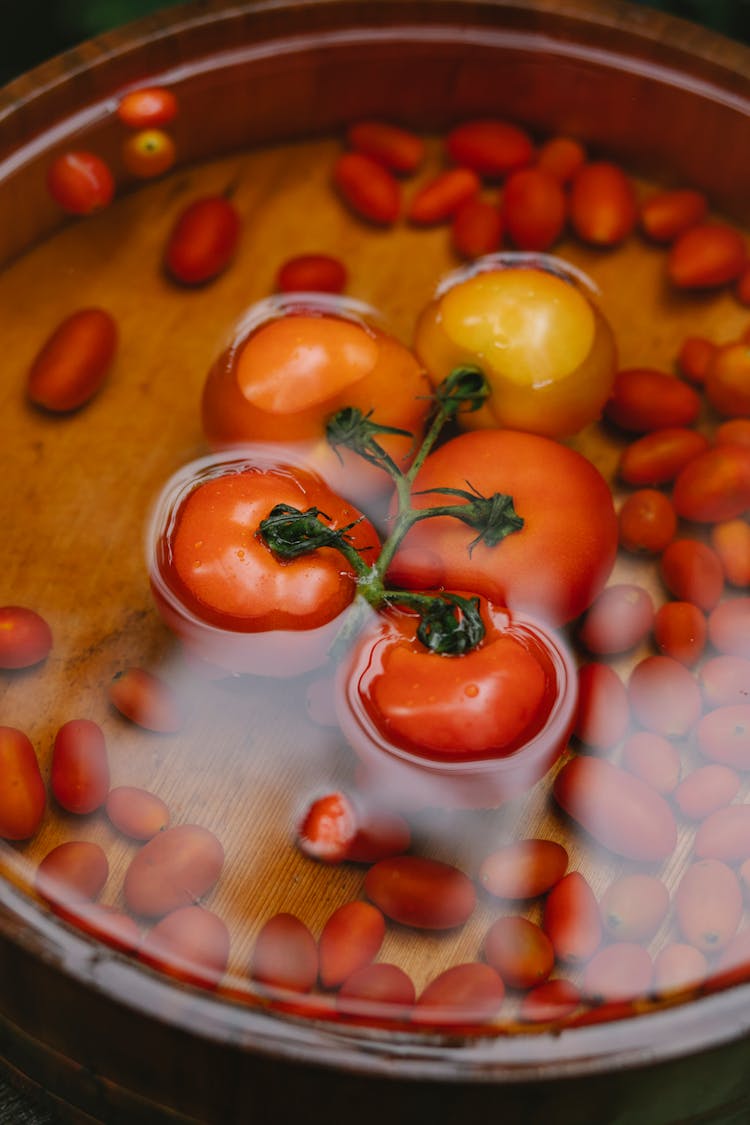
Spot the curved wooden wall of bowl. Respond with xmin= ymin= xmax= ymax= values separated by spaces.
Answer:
xmin=1 ymin=1 xmax=750 ymax=1123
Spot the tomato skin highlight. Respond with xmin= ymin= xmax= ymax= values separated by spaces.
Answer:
xmin=364 ymin=856 xmax=476 ymax=930
xmin=165 ymin=195 xmax=241 ymax=285
xmin=47 ymin=151 xmax=114 ymax=214
xmin=478 ymin=839 xmax=568 ymax=900
xmin=0 ymin=606 xmax=52 ymax=668
xmin=0 ymin=727 xmax=45 ymax=841
xmin=51 ymin=719 xmax=110 ymax=815
xmin=390 ymin=429 xmax=618 ymax=626
xmin=553 ymin=755 xmax=678 ymax=862
xmin=117 ymin=86 xmax=178 ymax=129
xmin=27 ymin=308 xmax=117 ymax=413
xmin=123 ymin=824 xmax=224 ymax=919
xmin=543 ymin=871 xmax=602 ymax=964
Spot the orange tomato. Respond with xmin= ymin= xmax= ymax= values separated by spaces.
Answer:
xmin=122 ymin=128 xmax=177 ymax=178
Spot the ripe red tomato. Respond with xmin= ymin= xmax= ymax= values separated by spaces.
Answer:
xmin=164 ymin=195 xmax=241 ymax=285
xmin=336 ymin=597 xmax=576 ymax=809
xmin=388 ymin=429 xmax=618 ymax=626
xmin=202 ymin=299 xmax=432 ymax=501
xmin=47 ymin=151 xmax=115 ymax=215
xmin=148 ymin=452 xmax=380 ymax=676
xmin=414 ymin=264 xmax=617 ymax=439
xmin=117 ymin=86 xmax=178 ymax=129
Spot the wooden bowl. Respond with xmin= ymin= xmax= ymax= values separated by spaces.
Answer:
xmin=2 ymin=2 xmax=750 ymax=1122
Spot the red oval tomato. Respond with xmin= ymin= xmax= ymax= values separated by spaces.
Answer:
xmin=336 ymin=598 xmax=576 ymax=809
xmin=164 ymin=195 xmax=241 ymax=285
xmin=0 ymin=727 xmax=45 ymax=841
xmin=365 ymin=855 xmax=476 ymax=930
xmin=47 ymin=151 xmax=114 ymax=215
xmin=148 ymin=452 xmax=380 ymax=676
xmin=0 ymin=606 xmax=52 ymax=669
xmin=388 ymin=429 xmax=617 ymax=626
xmin=51 ymin=719 xmax=110 ymax=814
xmin=202 ymin=301 xmax=432 ymax=501
xmin=117 ymin=86 xmax=178 ymax=129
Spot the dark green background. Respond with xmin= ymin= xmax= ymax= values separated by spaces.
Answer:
xmin=1 ymin=0 xmax=750 ymax=86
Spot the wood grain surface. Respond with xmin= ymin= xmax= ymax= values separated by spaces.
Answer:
xmin=1 ymin=2 xmax=750 ymax=1123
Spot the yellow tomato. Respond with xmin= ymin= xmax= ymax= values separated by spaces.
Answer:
xmin=414 ymin=262 xmax=617 ymax=438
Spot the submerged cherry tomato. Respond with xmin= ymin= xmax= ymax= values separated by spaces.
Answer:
xmin=414 ymin=263 xmax=616 ymax=438
xmin=47 ymin=151 xmax=114 ymax=215
xmin=388 ymin=429 xmax=617 ymax=626
xmin=122 ymin=129 xmax=177 ymax=179
xmin=0 ymin=606 xmax=52 ymax=668
xmin=202 ymin=300 xmax=432 ymax=500
xmin=336 ymin=597 xmax=576 ymax=809
xmin=148 ymin=452 xmax=380 ymax=676
xmin=164 ymin=195 xmax=241 ymax=285
xmin=117 ymin=86 xmax=178 ymax=129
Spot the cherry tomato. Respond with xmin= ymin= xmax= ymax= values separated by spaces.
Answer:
xmin=276 ymin=253 xmax=347 ymax=294
xmin=139 ymin=905 xmax=230 ymax=990
xmin=543 ymin=871 xmax=602 ymax=964
xmin=451 ymin=197 xmax=503 ymax=259
xmin=581 ymin=944 xmax=653 ymax=1002
xmin=694 ymin=804 xmax=750 ymax=863
xmin=698 ymin=655 xmax=750 ymax=708
xmin=365 ymin=855 xmax=476 ymax=930
xmin=518 ymin=978 xmax=581 ymax=1023
xmin=336 ymin=598 xmax=576 ymax=809
xmin=673 ymin=446 xmax=750 ymax=523
xmin=639 ymin=188 xmax=707 ymax=243
xmin=717 ymin=420 xmax=750 ymax=450
xmin=627 ymin=655 xmax=702 ymax=738
xmin=51 ymin=719 xmax=110 ymax=815
xmin=660 ymin=539 xmax=724 ymax=611
xmin=674 ymin=764 xmax=741 ymax=821
xmin=201 ymin=299 xmax=432 ymax=501
xmin=337 ymin=963 xmax=415 ymax=1020
xmin=105 ymin=786 xmax=170 ymax=840
xmin=667 ymin=223 xmax=747 ymax=289
xmin=0 ymin=727 xmax=45 ymax=840
xmin=600 ymin=874 xmax=670 ymax=942
xmin=445 ymin=119 xmax=533 ymax=178
xmin=296 ymin=790 xmax=410 ymax=864
xmin=122 ymin=129 xmax=177 ymax=179
xmin=711 ymin=519 xmax=750 ymax=587
xmin=619 ymin=730 xmax=681 ymax=795
xmin=708 ymin=598 xmax=750 ymax=658
xmin=346 ymin=120 xmax=425 ymax=174
xmin=573 ymin=662 xmax=630 ymax=750
xmin=618 ymin=428 xmax=710 ymax=487
xmin=0 ymin=606 xmax=52 ymax=668
xmin=123 ymin=824 xmax=224 ymax=919
xmin=414 ymin=262 xmax=617 ymax=439
xmin=604 ymin=369 xmax=701 ymax=433
xmin=478 ymin=839 xmax=568 ymax=900
xmin=535 ymin=136 xmax=586 ymax=184
xmin=483 ymin=915 xmax=555 ymax=990
xmin=407 ymin=168 xmax=480 ymax=225
xmin=569 ymin=161 xmax=637 ymax=246
xmin=653 ymin=601 xmax=707 ymax=667
xmin=250 ymin=912 xmax=318 ymax=993
xmin=653 ymin=944 xmax=707 ymax=996
xmin=618 ymin=489 xmax=677 ymax=554
xmin=318 ymin=901 xmax=385 ymax=989
xmin=675 ymin=860 xmax=742 ymax=954
xmin=696 ymin=704 xmax=750 ymax=770
xmin=554 ymin=754 xmax=678 ymax=862
xmin=389 ymin=429 xmax=618 ymax=626
xmin=27 ymin=308 xmax=118 ymax=413
xmin=47 ymin=151 xmax=115 ymax=215
xmin=36 ymin=841 xmax=109 ymax=909
xmin=502 ymin=167 xmax=567 ymax=251
xmin=117 ymin=86 xmax=178 ymax=129
xmin=332 ymin=153 xmax=400 ymax=225
xmin=412 ymin=963 xmax=505 ymax=1027
xmin=676 ymin=335 xmax=717 ymax=385
xmin=705 ymin=341 xmax=750 ymax=418
xmin=164 ymin=195 xmax=241 ymax=285
xmin=148 ymin=452 xmax=380 ymax=677
xmin=578 ymin=583 xmax=655 ymax=655
xmin=108 ymin=667 xmax=183 ymax=732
